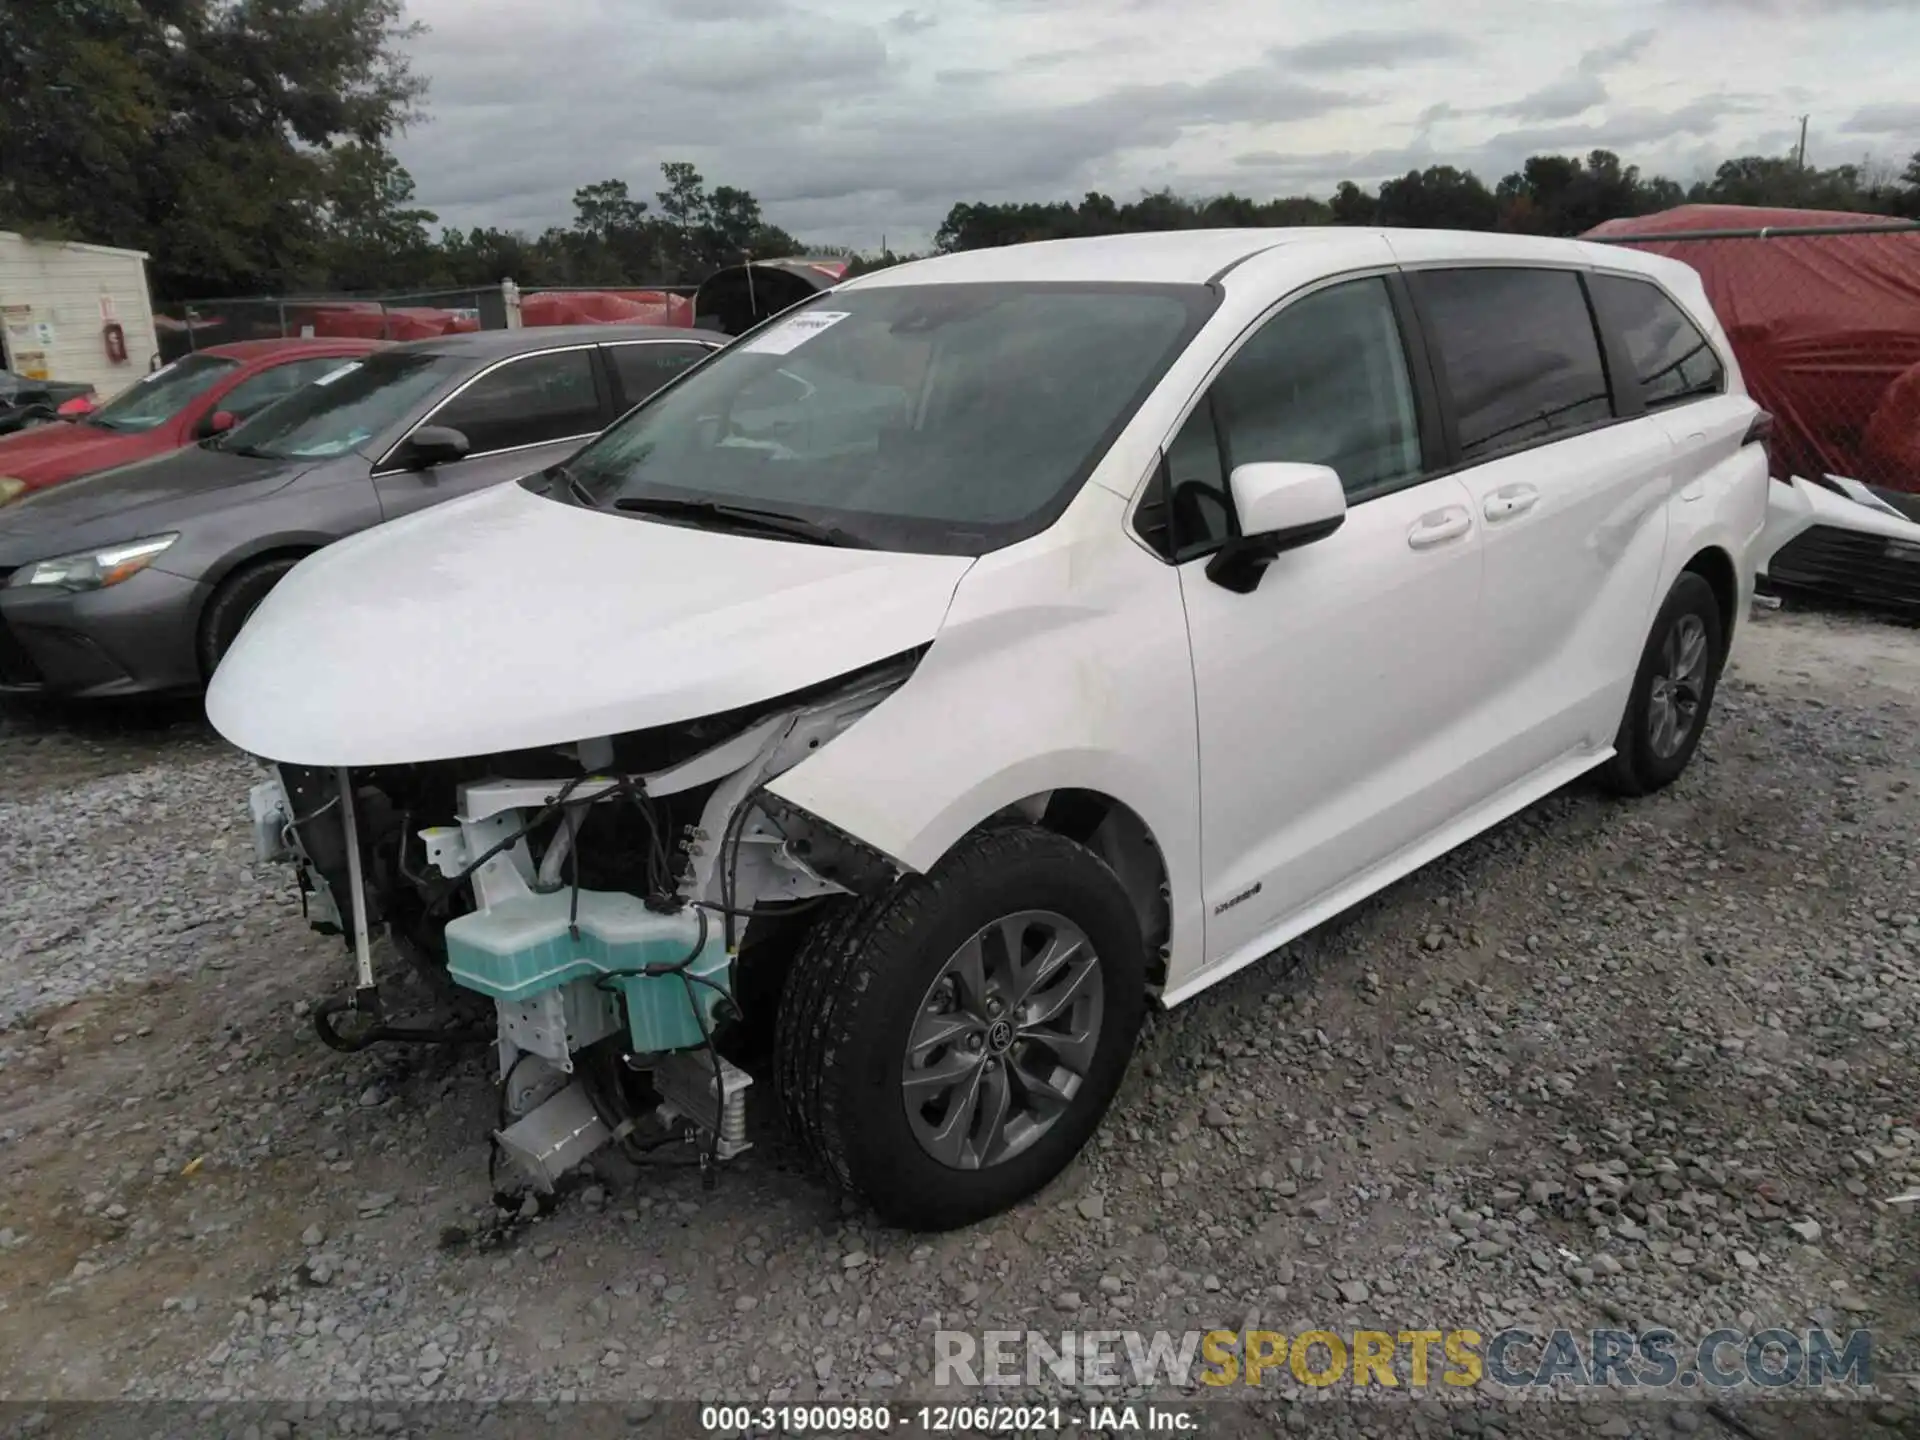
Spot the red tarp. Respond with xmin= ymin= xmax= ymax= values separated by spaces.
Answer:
xmin=1584 ymin=204 xmax=1920 ymax=493
xmin=300 ymin=302 xmax=481 ymax=341
xmin=518 ymin=290 xmax=692 ymax=328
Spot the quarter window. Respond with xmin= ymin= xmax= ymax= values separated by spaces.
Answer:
xmin=1413 ymin=267 xmax=1613 ymax=461
xmin=429 ymin=350 xmax=603 ymax=454
xmin=1588 ymin=273 xmax=1724 ymax=409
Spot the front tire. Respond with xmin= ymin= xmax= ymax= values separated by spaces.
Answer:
xmin=1599 ymin=571 xmax=1725 ymax=797
xmin=198 ymin=557 xmax=301 ymax=677
xmin=775 ymin=825 xmax=1145 ymax=1231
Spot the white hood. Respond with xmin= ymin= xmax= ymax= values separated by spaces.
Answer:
xmin=206 ymin=483 xmax=973 ymax=766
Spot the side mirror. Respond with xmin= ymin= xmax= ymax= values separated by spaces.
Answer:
xmin=1205 ymin=462 xmax=1347 ymax=594
xmin=198 ymin=409 xmax=237 ymax=439
xmin=396 ymin=424 xmax=470 ymax=471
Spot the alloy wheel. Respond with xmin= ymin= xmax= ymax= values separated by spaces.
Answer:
xmin=1648 ymin=612 xmax=1710 ymax=759
xmin=901 ymin=910 xmax=1104 ymax=1170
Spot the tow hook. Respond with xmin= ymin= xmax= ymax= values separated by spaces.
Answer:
xmin=311 ymin=986 xmax=488 ymax=1052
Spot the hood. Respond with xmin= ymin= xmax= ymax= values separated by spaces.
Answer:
xmin=0 ymin=420 xmax=159 ymax=488
xmin=0 ymin=446 xmax=307 ymax=567
xmin=206 ymin=482 xmax=975 ymax=766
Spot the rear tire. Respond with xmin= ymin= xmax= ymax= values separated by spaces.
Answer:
xmin=198 ymin=557 xmax=302 ymax=677
xmin=1599 ymin=571 xmax=1725 ymax=797
xmin=774 ymin=825 xmax=1145 ymax=1231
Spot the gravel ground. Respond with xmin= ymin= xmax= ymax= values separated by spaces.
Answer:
xmin=1 ymin=605 xmax=1916 ymax=1438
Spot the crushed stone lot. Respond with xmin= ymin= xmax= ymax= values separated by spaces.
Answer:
xmin=1 ymin=607 xmax=1916 ymax=1438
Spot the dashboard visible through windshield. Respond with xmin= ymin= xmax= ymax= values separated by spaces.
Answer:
xmin=554 ymin=282 xmax=1216 ymax=555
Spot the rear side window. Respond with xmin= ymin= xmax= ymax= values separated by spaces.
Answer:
xmin=430 ymin=349 xmax=603 ymax=454
xmin=1588 ymin=273 xmax=1725 ymax=409
xmin=1413 ymin=268 xmax=1613 ymax=461
xmin=606 ymin=342 xmax=711 ymax=409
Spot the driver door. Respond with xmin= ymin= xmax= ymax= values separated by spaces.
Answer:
xmin=373 ymin=346 xmax=612 ymax=520
xmin=1168 ymin=274 xmax=1489 ymax=976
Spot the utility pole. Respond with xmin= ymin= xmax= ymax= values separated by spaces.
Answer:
xmin=1795 ymin=115 xmax=1810 ymax=171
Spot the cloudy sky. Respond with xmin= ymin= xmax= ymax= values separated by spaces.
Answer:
xmin=393 ymin=0 xmax=1920 ymax=253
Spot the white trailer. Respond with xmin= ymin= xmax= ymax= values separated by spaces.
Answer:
xmin=0 ymin=231 xmax=161 ymax=403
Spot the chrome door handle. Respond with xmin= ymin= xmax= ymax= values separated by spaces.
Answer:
xmin=1483 ymin=484 xmax=1539 ymax=522
xmin=1407 ymin=506 xmax=1471 ymax=550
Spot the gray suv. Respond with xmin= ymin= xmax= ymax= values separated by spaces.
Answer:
xmin=0 ymin=325 xmax=718 ymax=698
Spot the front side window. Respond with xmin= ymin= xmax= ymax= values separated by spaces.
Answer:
xmin=1135 ymin=277 xmax=1422 ymax=561
xmin=561 ymin=282 xmax=1215 ymax=555
xmin=1212 ymin=278 xmax=1422 ymax=498
xmin=1413 ymin=267 xmax=1614 ymax=461
xmin=86 ymin=353 xmax=240 ymax=432
xmin=428 ymin=349 xmax=603 ymax=454
xmin=1587 ymin=273 xmax=1724 ymax=409
xmin=221 ymin=352 xmax=459 ymax=461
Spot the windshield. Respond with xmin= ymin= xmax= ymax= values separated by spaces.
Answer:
xmin=220 ymin=352 xmax=459 ymax=460
xmin=561 ymin=282 xmax=1214 ymax=553
xmin=87 ymin=354 xmax=240 ymax=431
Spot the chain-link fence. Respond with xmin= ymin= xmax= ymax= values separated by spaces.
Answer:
xmin=1589 ymin=220 xmax=1920 ymax=494
xmin=153 ymin=283 xmax=700 ymax=363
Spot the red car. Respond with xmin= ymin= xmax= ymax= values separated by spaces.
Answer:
xmin=0 ymin=338 xmax=381 ymax=506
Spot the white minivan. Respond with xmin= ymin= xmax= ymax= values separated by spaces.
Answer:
xmin=212 ymin=228 xmax=1770 ymax=1230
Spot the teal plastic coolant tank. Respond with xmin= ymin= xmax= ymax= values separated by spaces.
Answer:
xmin=444 ymin=891 xmax=730 ymax=1053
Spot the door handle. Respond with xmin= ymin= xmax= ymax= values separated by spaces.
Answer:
xmin=1407 ymin=506 xmax=1471 ymax=550
xmin=1483 ymin=484 xmax=1539 ymax=522
xmin=1679 ymin=481 xmax=1706 ymax=503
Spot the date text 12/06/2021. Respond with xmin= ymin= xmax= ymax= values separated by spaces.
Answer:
xmin=697 ymin=1404 xmax=1198 ymax=1432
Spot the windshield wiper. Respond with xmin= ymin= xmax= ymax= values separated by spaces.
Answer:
xmin=611 ymin=495 xmax=874 ymax=548
xmin=547 ymin=462 xmax=597 ymax=507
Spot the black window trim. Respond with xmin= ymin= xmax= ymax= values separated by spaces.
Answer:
xmin=1127 ymin=265 xmax=1448 ymax=565
xmin=372 ymin=342 xmax=611 ymax=475
xmin=1584 ymin=266 xmax=1730 ymax=415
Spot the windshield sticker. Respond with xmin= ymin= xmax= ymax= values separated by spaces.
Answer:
xmin=743 ymin=311 xmax=850 ymax=356
xmin=313 ymin=361 xmax=363 ymax=386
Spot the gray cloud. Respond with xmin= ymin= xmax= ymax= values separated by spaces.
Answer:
xmin=393 ymin=0 xmax=1915 ymax=253
xmin=1670 ymin=0 xmax=1913 ymax=8
xmin=1269 ymin=28 xmax=1473 ymax=70
xmin=1840 ymin=102 xmax=1920 ymax=135
xmin=1492 ymin=72 xmax=1610 ymax=121
xmin=658 ymin=0 xmax=795 ymax=17
xmin=1489 ymin=29 xmax=1657 ymax=121
xmin=1579 ymin=29 xmax=1657 ymax=72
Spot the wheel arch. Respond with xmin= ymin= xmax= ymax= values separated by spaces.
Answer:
xmin=195 ymin=544 xmax=322 ymax=676
xmin=986 ymin=787 xmax=1173 ymax=990
xmin=1680 ymin=544 xmax=1738 ymax=648
xmin=199 ymin=537 xmax=328 ymax=595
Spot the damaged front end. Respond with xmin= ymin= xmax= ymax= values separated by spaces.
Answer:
xmin=247 ymin=653 xmax=916 ymax=1192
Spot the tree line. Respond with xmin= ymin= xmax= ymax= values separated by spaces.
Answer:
xmin=5 ymin=2 xmax=1916 ymax=302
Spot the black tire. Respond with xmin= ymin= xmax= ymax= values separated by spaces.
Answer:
xmin=198 ymin=557 xmax=301 ymax=676
xmin=1598 ymin=571 xmax=1725 ymax=797
xmin=775 ymin=825 xmax=1146 ymax=1231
